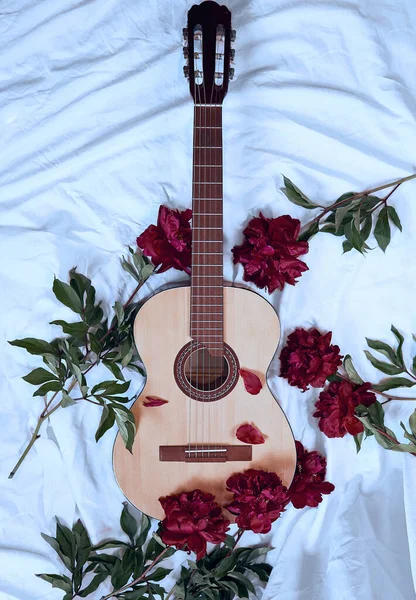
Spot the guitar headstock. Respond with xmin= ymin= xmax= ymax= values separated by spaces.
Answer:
xmin=183 ymin=1 xmax=235 ymax=105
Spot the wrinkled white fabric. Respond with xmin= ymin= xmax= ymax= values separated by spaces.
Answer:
xmin=1 ymin=0 xmax=416 ymax=598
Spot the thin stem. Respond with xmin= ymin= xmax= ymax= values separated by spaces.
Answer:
xmin=382 ymin=182 xmax=402 ymax=203
xmin=100 ymin=545 xmax=170 ymax=600
xmin=300 ymin=173 xmax=416 ymax=234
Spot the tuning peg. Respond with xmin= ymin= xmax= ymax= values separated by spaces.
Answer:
xmin=230 ymin=29 xmax=236 ymax=42
xmin=183 ymin=46 xmax=189 ymax=59
xmin=183 ymin=28 xmax=188 ymax=41
xmin=230 ymin=49 xmax=235 ymax=62
xmin=183 ymin=66 xmax=189 ymax=78
xmin=229 ymin=68 xmax=235 ymax=80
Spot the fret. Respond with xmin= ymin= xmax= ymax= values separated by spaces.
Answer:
xmin=192 ymin=276 xmax=222 ymax=278
xmin=193 ymin=252 xmax=222 ymax=255
xmin=195 ymin=126 xmax=221 ymax=129
xmin=193 ymin=182 xmax=222 ymax=185
xmin=194 ymin=146 xmax=222 ymax=149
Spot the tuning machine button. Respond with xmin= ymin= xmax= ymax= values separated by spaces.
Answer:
xmin=230 ymin=49 xmax=235 ymax=62
xmin=183 ymin=66 xmax=190 ymax=78
xmin=183 ymin=46 xmax=189 ymax=59
xmin=230 ymin=29 xmax=236 ymax=42
xmin=229 ymin=68 xmax=235 ymax=80
xmin=183 ymin=28 xmax=188 ymax=40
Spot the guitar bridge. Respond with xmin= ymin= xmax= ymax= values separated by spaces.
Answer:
xmin=159 ymin=445 xmax=252 ymax=463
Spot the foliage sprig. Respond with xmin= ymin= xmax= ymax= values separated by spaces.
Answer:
xmin=281 ymin=173 xmax=416 ymax=253
xmin=8 ymin=250 xmax=156 ymax=478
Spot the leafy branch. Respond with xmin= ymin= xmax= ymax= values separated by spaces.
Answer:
xmin=331 ymin=325 xmax=416 ymax=455
xmin=38 ymin=506 xmax=274 ymax=600
xmin=8 ymin=249 xmax=157 ymax=479
xmin=281 ymin=173 xmax=416 ymax=253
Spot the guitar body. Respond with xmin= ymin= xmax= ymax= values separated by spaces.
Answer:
xmin=113 ymin=284 xmax=296 ymax=520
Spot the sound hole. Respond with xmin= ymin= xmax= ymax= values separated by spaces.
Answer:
xmin=184 ymin=349 xmax=229 ymax=391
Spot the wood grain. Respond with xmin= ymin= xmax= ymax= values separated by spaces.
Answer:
xmin=113 ymin=285 xmax=296 ymax=520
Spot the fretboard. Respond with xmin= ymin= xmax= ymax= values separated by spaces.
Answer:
xmin=190 ymin=105 xmax=223 ymax=355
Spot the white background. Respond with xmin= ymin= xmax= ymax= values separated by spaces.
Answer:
xmin=1 ymin=0 xmax=416 ymax=598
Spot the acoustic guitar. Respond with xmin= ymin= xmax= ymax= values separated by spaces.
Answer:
xmin=113 ymin=0 xmax=296 ymax=521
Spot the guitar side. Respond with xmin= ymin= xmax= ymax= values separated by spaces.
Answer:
xmin=113 ymin=285 xmax=296 ymax=520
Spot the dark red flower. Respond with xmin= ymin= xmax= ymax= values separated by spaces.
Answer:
xmin=137 ymin=205 xmax=192 ymax=274
xmin=232 ymin=213 xmax=309 ymax=293
xmin=288 ymin=441 xmax=335 ymax=509
xmin=239 ymin=369 xmax=263 ymax=395
xmin=143 ymin=396 xmax=169 ymax=407
xmin=313 ymin=380 xmax=377 ymax=438
xmin=225 ymin=469 xmax=290 ymax=533
xmin=235 ymin=423 xmax=265 ymax=445
xmin=280 ymin=328 xmax=343 ymax=391
xmin=159 ymin=489 xmax=229 ymax=560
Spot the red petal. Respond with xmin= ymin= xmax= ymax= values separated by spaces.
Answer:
xmin=236 ymin=423 xmax=265 ymax=444
xmin=239 ymin=369 xmax=263 ymax=395
xmin=143 ymin=396 xmax=169 ymax=407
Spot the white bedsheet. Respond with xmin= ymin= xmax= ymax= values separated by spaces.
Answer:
xmin=1 ymin=0 xmax=416 ymax=598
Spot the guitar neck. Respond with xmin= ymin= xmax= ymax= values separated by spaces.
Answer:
xmin=190 ymin=105 xmax=224 ymax=355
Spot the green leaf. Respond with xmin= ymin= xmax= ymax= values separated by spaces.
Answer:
xmin=245 ymin=563 xmax=272 ymax=582
xmin=387 ymin=205 xmax=402 ymax=231
xmin=400 ymin=420 xmax=416 ymax=445
xmin=9 ymin=337 xmax=57 ymax=356
xmin=103 ymin=359 xmax=125 ymax=381
xmin=61 ymin=391 xmax=76 ymax=407
xmin=298 ymin=220 xmax=319 ymax=242
xmin=114 ymin=301 xmax=125 ymax=326
xmin=360 ymin=214 xmax=372 ymax=241
xmin=227 ymin=571 xmax=255 ymax=594
xmin=69 ymin=268 xmax=91 ymax=297
xmin=137 ymin=513 xmax=151 ymax=548
xmin=123 ymin=589 xmax=148 ymax=600
xmin=120 ymin=503 xmax=138 ymax=542
xmin=410 ymin=410 xmax=416 ymax=437
xmin=41 ymin=533 xmax=72 ymax=571
xmin=354 ymin=431 xmax=364 ymax=453
xmin=391 ymin=325 xmax=405 ymax=365
xmin=91 ymin=380 xmax=130 ymax=396
xmin=23 ymin=368 xmax=58 ymax=386
xmin=364 ymin=351 xmax=404 ymax=375
xmin=114 ymin=406 xmax=136 ymax=453
xmin=342 ymin=240 xmax=353 ymax=253
xmin=344 ymin=219 xmax=365 ymax=253
xmin=390 ymin=442 xmax=416 ymax=453
xmin=146 ymin=566 xmax=171 ymax=582
xmin=374 ymin=206 xmax=391 ymax=252
xmin=335 ymin=203 xmax=353 ymax=232
xmin=36 ymin=573 xmax=72 ymax=593
xmin=50 ymin=320 xmax=89 ymax=338
xmin=33 ymin=381 xmax=62 ymax=397
xmin=121 ymin=257 xmax=141 ymax=283
xmin=91 ymin=539 xmax=127 ymax=551
xmin=371 ymin=377 xmax=416 ymax=392
xmin=281 ymin=176 xmax=318 ymax=209
xmin=53 ymin=278 xmax=83 ymax=314
xmin=215 ymin=554 xmax=237 ymax=578
xmin=95 ymin=404 xmax=116 ymax=442
xmin=56 ymin=519 xmax=76 ymax=568
xmin=141 ymin=263 xmax=155 ymax=281
xmin=366 ymin=337 xmax=402 ymax=367
xmin=343 ymin=355 xmax=364 ymax=384
xmin=78 ymin=571 xmax=108 ymax=596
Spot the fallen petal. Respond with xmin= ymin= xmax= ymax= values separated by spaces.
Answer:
xmin=236 ymin=423 xmax=265 ymax=444
xmin=240 ymin=369 xmax=263 ymax=395
xmin=143 ymin=396 xmax=169 ymax=407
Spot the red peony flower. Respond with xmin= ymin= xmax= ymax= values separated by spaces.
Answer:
xmin=280 ymin=328 xmax=343 ymax=391
xmin=232 ymin=213 xmax=309 ymax=293
xmin=288 ymin=441 xmax=335 ymax=509
xmin=159 ymin=489 xmax=229 ymax=560
xmin=137 ymin=205 xmax=192 ymax=274
xmin=225 ymin=469 xmax=290 ymax=533
xmin=313 ymin=380 xmax=377 ymax=438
